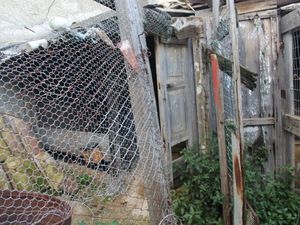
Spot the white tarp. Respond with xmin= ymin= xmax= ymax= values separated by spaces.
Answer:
xmin=0 ymin=0 xmax=111 ymax=47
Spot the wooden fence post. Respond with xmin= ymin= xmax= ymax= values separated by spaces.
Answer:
xmin=211 ymin=54 xmax=231 ymax=225
xmin=228 ymin=0 xmax=245 ymax=224
xmin=115 ymin=1 xmax=168 ymax=224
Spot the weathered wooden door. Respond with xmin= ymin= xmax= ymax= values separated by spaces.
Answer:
xmin=155 ymin=38 xmax=198 ymax=182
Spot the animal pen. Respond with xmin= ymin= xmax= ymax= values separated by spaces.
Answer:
xmin=0 ymin=0 xmax=172 ymax=224
xmin=0 ymin=0 xmax=299 ymax=225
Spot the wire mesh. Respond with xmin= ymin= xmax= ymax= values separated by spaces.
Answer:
xmin=293 ymin=29 xmax=300 ymax=117
xmin=212 ymin=13 xmax=236 ymax=181
xmin=142 ymin=7 xmax=174 ymax=41
xmin=0 ymin=0 xmax=172 ymax=224
xmin=245 ymin=201 xmax=259 ymax=225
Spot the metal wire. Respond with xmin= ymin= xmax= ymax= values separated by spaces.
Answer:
xmin=0 ymin=1 xmax=172 ymax=224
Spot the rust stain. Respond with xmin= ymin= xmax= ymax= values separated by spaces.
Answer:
xmin=234 ymin=154 xmax=243 ymax=197
xmin=210 ymin=54 xmax=222 ymax=111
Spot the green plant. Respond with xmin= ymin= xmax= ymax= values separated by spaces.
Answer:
xmin=172 ymin=138 xmax=300 ymax=225
xmin=77 ymin=174 xmax=92 ymax=186
xmin=245 ymin=145 xmax=300 ymax=225
xmin=172 ymin=139 xmax=224 ymax=225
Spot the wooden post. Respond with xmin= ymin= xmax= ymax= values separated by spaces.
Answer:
xmin=211 ymin=54 xmax=231 ymax=225
xmin=115 ymin=1 xmax=168 ymax=224
xmin=231 ymin=133 xmax=244 ymax=225
xmin=213 ymin=0 xmax=220 ymax=31
xmin=283 ymin=32 xmax=295 ymax=168
xmin=228 ymin=0 xmax=245 ymax=224
xmin=192 ymin=18 xmax=210 ymax=148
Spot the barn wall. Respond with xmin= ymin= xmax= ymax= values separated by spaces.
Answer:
xmin=196 ymin=6 xmax=280 ymax=171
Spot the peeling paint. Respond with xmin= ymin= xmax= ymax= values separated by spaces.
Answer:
xmin=197 ymin=86 xmax=202 ymax=95
xmin=194 ymin=62 xmax=200 ymax=72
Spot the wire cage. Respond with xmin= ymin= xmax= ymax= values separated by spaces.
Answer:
xmin=0 ymin=0 xmax=172 ymax=224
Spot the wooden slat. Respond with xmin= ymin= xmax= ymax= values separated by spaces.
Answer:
xmin=281 ymin=8 xmax=300 ymax=34
xmin=236 ymin=0 xmax=277 ymax=15
xmin=192 ymin=37 xmax=207 ymax=147
xmin=115 ymin=1 xmax=166 ymax=224
xmin=283 ymin=114 xmax=300 ymax=137
xmin=278 ymin=0 xmax=300 ymax=7
xmin=280 ymin=3 xmax=300 ymax=12
xmin=231 ymin=133 xmax=244 ymax=225
xmin=211 ymin=54 xmax=231 ymax=225
xmin=206 ymin=48 xmax=258 ymax=90
xmin=229 ymin=0 xmax=245 ymax=224
xmin=238 ymin=9 xmax=278 ymax=21
xmin=282 ymin=33 xmax=295 ymax=167
xmin=273 ymin=16 xmax=286 ymax=170
xmin=243 ymin=117 xmax=275 ymax=127
xmin=213 ymin=0 xmax=220 ymax=30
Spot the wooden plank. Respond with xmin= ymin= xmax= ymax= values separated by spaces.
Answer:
xmin=236 ymin=0 xmax=277 ymax=15
xmin=281 ymin=8 xmax=300 ymax=34
xmin=273 ymin=15 xmax=286 ymax=170
xmin=229 ymin=0 xmax=245 ymax=224
xmin=192 ymin=37 xmax=208 ymax=147
xmin=238 ymin=9 xmax=278 ymax=21
xmin=155 ymin=37 xmax=174 ymax=186
xmin=243 ymin=117 xmax=275 ymax=127
xmin=157 ymin=8 xmax=195 ymax=17
xmin=213 ymin=0 xmax=220 ymax=30
xmin=211 ymin=54 xmax=231 ymax=225
xmin=115 ymin=1 xmax=167 ymax=224
xmin=231 ymin=133 xmax=244 ymax=225
xmin=282 ymin=33 xmax=295 ymax=167
xmin=283 ymin=114 xmax=300 ymax=137
xmin=278 ymin=0 xmax=300 ymax=7
xmin=206 ymin=48 xmax=258 ymax=90
xmin=280 ymin=3 xmax=300 ymax=12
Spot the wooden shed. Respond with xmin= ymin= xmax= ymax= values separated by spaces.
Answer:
xmin=143 ymin=0 xmax=300 ymax=192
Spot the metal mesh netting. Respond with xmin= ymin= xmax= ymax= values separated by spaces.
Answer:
xmin=143 ymin=6 xmax=174 ymax=41
xmin=0 ymin=1 xmax=172 ymax=224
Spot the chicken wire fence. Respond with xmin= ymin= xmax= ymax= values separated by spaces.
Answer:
xmin=0 ymin=0 xmax=173 ymax=224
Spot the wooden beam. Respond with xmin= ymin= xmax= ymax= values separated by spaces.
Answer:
xmin=211 ymin=54 xmax=231 ymax=225
xmin=243 ymin=117 xmax=275 ymax=127
xmin=236 ymin=0 xmax=277 ymax=15
xmin=238 ymin=9 xmax=278 ymax=21
xmin=213 ymin=0 xmax=220 ymax=30
xmin=115 ymin=1 xmax=167 ymax=224
xmin=283 ymin=114 xmax=300 ymax=137
xmin=281 ymin=8 xmax=300 ymax=34
xmin=281 ymin=32 xmax=295 ymax=168
xmin=192 ymin=37 xmax=208 ymax=147
xmin=278 ymin=0 xmax=300 ymax=7
xmin=206 ymin=48 xmax=258 ymax=90
xmin=229 ymin=0 xmax=245 ymax=223
xmin=231 ymin=133 xmax=244 ymax=225
xmin=272 ymin=15 xmax=286 ymax=170
xmin=280 ymin=3 xmax=300 ymax=12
